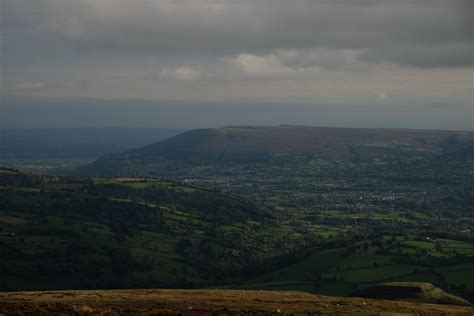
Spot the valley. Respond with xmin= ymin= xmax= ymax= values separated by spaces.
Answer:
xmin=1 ymin=126 xmax=473 ymax=303
xmin=4 ymin=1 xmax=472 ymax=313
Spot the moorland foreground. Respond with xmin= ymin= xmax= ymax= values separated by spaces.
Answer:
xmin=0 ymin=289 xmax=473 ymax=316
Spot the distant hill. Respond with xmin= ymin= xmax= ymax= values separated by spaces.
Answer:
xmin=351 ymin=282 xmax=471 ymax=306
xmin=79 ymin=125 xmax=473 ymax=176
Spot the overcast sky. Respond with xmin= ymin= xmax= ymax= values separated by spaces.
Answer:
xmin=1 ymin=0 xmax=473 ymax=130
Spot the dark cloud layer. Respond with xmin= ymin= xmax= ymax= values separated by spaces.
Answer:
xmin=1 ymin=1 xmax=472 ymax=130
xmin=3 ymin=0 xmax=473 ymax=68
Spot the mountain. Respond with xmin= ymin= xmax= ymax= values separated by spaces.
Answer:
xmin=78 ymin=125 xmax=473 ymax=176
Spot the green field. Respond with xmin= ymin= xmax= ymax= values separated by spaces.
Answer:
xmin=1 ymin=163 xmax=473 ymax=301
xmin=233 ymin=245 xmax=474 ymax=297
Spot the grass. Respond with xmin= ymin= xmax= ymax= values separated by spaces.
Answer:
xmin=236 ymin=237 xmax=474 ymax=298
xmin=323 ymin=264 xmax=418 ymax=283
xmin=0 ymin=289 xmax=471 ymax=315
xmin=393 ymin=270 xmax=444 ymax=286
xmin=252 ymin=248 xmax=346 ymax=283
xmin=438 ymin=263 xmax=474 ymax=290
xmin=1 ymin=171 xmax=472 ymax=300
xmin=353 ymin=282 xmax=471 ymax=306
xmin=335 ymin=254 xmax=393 ymax=270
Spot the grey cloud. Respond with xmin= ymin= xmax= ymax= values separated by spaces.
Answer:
xmin=2 ymin=0 xmax=472 ymax=122
xmin=3 ymin=0 xmax=473 ymax=68
xmin=274 ymin=49 xmax=363 ymax=71
xmin=360 ymin=42 xmax=474 ymax=68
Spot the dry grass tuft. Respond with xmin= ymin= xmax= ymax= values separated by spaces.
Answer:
xmin=0 ymin=289 xmax=472 ymax=315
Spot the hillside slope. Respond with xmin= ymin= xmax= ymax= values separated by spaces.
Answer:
xmin=79 ymin=125 xmax=473 ymax=176
xmin=351 ymin=282 xmax=471 ymax=306
xmin=0 ymin=289 xmax=472 ymax=315
xmin=0 ymin=169 xmax=284 ymax=291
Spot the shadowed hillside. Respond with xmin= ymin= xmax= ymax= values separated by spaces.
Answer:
xmin=351 ymin=282 xmax=471 ymax=306
xmin=0 ymin=169 xmax=282 ymax=291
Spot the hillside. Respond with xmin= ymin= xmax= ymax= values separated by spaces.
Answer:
xmin=0 ymin=289 xmax=472 ymax=315
xmin=0 ymin=169 xmax=286 ymax=291
xmin=351 ymin=282 xmax=471 ymax=306
xmin=227 ymin=243 xmax=474 ymax=301
xmin=79 ymin=125 xmax=473 ymax=176
xmin=70 ymin=126 xmax=474 ymax=301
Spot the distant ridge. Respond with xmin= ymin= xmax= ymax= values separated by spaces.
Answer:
xmin=78 ymin=125 xmax=473 ymax=176
xmin=133 ymin=125 xmax=473 ymax=157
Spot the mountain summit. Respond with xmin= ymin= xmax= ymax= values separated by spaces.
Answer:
xmin=78 ymin=125 xmax=473 ymax=176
